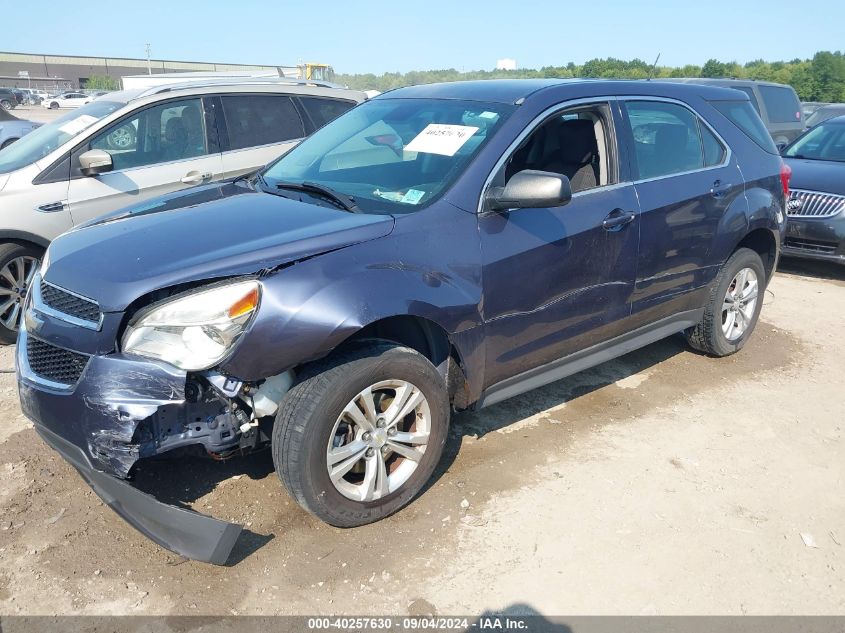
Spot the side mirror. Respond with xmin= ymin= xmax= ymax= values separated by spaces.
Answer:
xmin=78 ymin=149 xmax=113 ymax=177
xmin=486 ymin=169 xmax=572 ymax=211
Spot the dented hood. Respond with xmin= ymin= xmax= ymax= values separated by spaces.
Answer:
xmin=43 ymin=181 xmax=394 ymax=312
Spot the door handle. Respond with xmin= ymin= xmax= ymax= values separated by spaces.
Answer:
xmin=601 ymin=209 xmax=636 ymax=231
xmin=181 ymin=171 xmax=212 ymax=185
xmin=36 ymin=200 xmax=68 ymax=213
xmin=711 ymin=180 xmax=732 ymax=198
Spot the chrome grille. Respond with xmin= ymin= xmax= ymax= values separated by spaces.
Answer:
xmin=787 ymin=189 xmax=845 ymax=218
xmin=25 ymin=336 xmax=90 ymax=385
xmin=39 ymin=280 xmax=101 ymax=324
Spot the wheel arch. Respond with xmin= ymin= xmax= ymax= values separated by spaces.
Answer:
xmin=733 ymin=227 xmax=778 ymax=283
xmin=0 ymin=232 xmax=49 ymax=251
xmin=339 ymin=314 xmax=472 ymax=409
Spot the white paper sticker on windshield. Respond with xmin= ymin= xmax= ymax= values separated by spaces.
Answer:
xmin=401 ymin=189 xmax=426 ymax=205
xmin=404 ymin=124 xmax=479 ymax=157
xmin=58 ymin=114 xmax=98 ymax=136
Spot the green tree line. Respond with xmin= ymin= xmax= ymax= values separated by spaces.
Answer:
xmin=336 ymin=51 xmax=845 ymax=102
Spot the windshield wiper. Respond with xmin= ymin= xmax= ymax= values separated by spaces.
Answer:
xmin=275 ymin=181 xmax=360 ymax=212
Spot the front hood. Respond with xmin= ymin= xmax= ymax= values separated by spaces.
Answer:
xmin=44 ymin=181 xmax=394 ymax=312
xmin=784 ymin=158 xmax=845 ymax=196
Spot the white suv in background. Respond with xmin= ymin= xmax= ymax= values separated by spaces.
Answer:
xmin=0 ymin=79 xmax=366 ymax=341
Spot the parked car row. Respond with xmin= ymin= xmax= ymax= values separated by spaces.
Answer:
xmin=7 ymin=76 xmax=795 ymax=564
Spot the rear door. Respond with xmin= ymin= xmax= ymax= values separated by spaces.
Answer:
xmin=67 ymin=96 xmax=223 ymax=225
xmin=620 ymin=98 xmax=745 ymax=327
xmin=217 ymin=93 xmax=307 ymax=179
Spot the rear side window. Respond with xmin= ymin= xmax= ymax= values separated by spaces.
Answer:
xmin=298 ymin=97 xmax=357 ymax=129
xmin=625 ymin=101 xmax=705 ymax=179
xmin=758 ymin=85 xmax=801 ymax=124
xmin=710 ymin=100 xmax=778 ymax=154
xmin=221 ymin=95 xmax=305 ymax=151
xmin=701 ymin=124 xmax=727 ymax=166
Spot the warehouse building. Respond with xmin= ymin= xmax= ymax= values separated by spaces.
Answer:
xmin=0 ymin=51 xmax=279 ymax=91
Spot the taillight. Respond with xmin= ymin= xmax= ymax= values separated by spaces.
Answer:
xmin=780 ymin=162 xmax=792 ymax=198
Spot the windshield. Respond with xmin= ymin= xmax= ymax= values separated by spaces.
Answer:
xmin=262 ymin=98 xmax=513 ymax=213
xmin=0 ymin=100 xmax=125 ymax=174
xmin=783 ymin=120 xmax=845 ymax=162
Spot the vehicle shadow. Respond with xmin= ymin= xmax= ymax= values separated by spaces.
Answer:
xmin=777 ymin=256 xmax=845 ymax=282
xmin=129 ymin=334 xmax=687 ymax=559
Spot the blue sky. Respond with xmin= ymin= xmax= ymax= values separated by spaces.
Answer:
xmin=4 ymin=0 xmax=843 ymax=74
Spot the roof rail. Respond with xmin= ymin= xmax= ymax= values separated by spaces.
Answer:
xmin=135 ymin=77 xmax=347 ymax=98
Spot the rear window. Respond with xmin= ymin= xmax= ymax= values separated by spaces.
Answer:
xmin=759 ymin=85 xmax=802 ymax=124
xmin=710 ymin=100 xmax=778 ymax=154
xmin=736 ymin=87 xmax=761 ymax=114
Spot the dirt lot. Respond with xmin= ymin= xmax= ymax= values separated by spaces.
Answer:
xmin=0 ymin=260 xmax=843 ymax=616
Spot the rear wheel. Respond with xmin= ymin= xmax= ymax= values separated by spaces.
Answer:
xmin=49 ymin=102 xmax=59 ymax=110
xmin=0 ymin=243 xmax=42 ymax=344
xmin=0 ymin=100 xmax=11 ymax=110
xmin=686 ymin=247 xmax=765 ymax=357
xmin=0 ymin=138 xmax=18 ymax=150
xmin=273 ymin=342 xmax=449 ymax=527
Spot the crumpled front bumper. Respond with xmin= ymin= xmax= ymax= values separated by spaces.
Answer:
xmin=17 ymin=325 xmax=243 ymax=565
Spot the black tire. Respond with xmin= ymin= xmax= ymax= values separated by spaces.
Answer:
xmin=0 ymin=100 xmax=11 ymax=110
xmin=49 ymin=102 xmax=59 ymax=110
xmin=273 ymin=342 xmax=450 ymax=527
xmin=105 ymin=124 xmax=136 ymax=151
xmin=1 ymin=138 xmax=18 ymax=150
xmin=686 ymin=247 xmax=766 ymax=357
xmin=0 ymin=243 xmax=43 ymax=345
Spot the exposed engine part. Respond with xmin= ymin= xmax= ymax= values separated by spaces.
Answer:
xmin=203 ymin=372 xmax=243 ymax=398
xmin=184 ymin=379 xmax=204 ymax=403
xmin=250 ymin=370 xmax=295 ymax=418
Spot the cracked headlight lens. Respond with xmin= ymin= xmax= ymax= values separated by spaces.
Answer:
xmin=122 ymin=280 xmax=260 ymax=371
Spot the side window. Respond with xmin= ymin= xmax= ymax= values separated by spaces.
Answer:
xmin=298 ymin=97 xmax=356 ymax=129
xmin=700 ymin=124 xmax=727 ymax=166
xmin=503 ymin=104 xmax=614 ymax=193
xmin=220 ymin=95 xmax=305 ymax=151
xmin=758 ymin=85 xmax=802 ymax=124
xmin=625 ymin=101 xmax=704 ymax=179
xmin=709 ymin=100 xmax=778 ymax=154
xmin=90 ymin=98 xmax=209 ymax=171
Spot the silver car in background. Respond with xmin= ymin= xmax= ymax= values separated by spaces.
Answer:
xmin=0 ymin=79 xmax=366 ymax=342
xmin=0 ymin=107 xmax=40 ymax=150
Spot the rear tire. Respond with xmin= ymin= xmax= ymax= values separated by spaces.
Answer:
xmin=49 ymin=102 xmax=59 ymax=110
xmin=686 ymin=247 xmax=765 ymax=357
xmin=0 ymin=100 xmax=11 ymax=110
xmin=273 ymin=342 xmax=449 ymax=527
xmin=1 ymin=138 xmax=18 ymax=150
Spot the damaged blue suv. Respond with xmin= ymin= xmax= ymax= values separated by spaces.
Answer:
xmin=18 ymin=80 xmax=788 ymax=564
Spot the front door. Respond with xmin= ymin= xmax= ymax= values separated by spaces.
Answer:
xmin=67 ymin=97 xmax=223 ymax=225
xmin=479 ymin=101 xmax=641 ymax=388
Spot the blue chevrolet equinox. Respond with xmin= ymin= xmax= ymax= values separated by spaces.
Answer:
xmin=17 ymin=79 xmax=789 ymax=564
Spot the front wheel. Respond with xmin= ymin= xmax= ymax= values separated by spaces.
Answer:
xmin=273 ymin=343 xmax=449 ymax=527
xmin=49 ymin=102 xmax=59 ymax=110
xmin=686 ymin=247 xmax=766 ymax=357
xmin=0 ymin=243 xmax=42 ymax=344
xmin=0 ymin=100 xmax=11 ymax=110
xmin=0 ymin=138 xmax=18 ymax=150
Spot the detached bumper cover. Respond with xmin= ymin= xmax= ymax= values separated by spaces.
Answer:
xmin=35 ymin=423 xmax=242 ymax=565
xmin=17 ymin=324 xmax=243 ymax=565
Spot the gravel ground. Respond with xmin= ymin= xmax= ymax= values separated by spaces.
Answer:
xmin=0 ymin=259 xmax=842 ymax=616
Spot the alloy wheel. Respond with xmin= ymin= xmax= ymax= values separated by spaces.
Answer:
xmin=326 ymin=379 xmax=431 ymax=502
xmin=0 ymin=256 xmax=38 ymax=331
xmin=722 ymin=267 xmax=758 ymax=341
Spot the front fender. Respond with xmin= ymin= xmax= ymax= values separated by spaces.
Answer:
xmin=219 ymin=203 xmax=484 ymax=384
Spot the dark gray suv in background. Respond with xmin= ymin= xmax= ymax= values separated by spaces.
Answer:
xmin=18 ymin=79 xmax=788 ymax=564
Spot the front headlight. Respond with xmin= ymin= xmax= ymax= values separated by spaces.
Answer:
xmin=122 ymin=280 xmax=260 ymax=371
